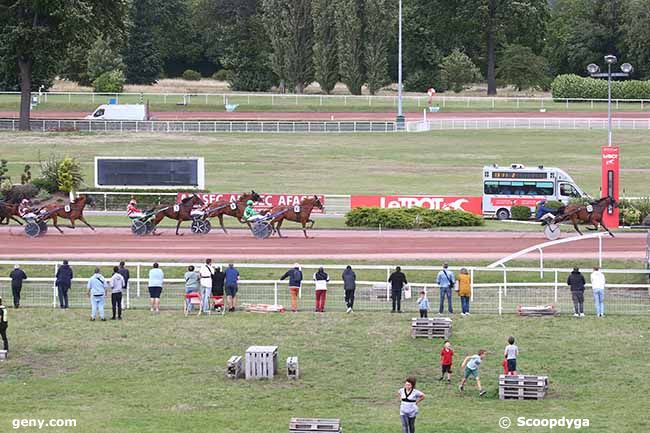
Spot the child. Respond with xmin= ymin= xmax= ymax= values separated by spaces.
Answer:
xmin=459 ymin=349 xmax=487 ymax=396
xmin=504 ymin=336 xmax=519 ymax=375
xmin=439 ymin=341 xmax=454 ymax=383
xmin=417 ymin=290 xmax=430 ymax=318
xmin=397 ymin=376 xmax=425 ymax=433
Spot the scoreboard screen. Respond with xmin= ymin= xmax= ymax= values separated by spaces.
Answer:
xmin=491 ymin=171 xmax=548 ymax=179
xmin=95 ymin=157 xmax=204 ymax=189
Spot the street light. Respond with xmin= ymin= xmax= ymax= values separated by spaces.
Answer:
xmin=396 ymin=0 xmax=404 ymax=130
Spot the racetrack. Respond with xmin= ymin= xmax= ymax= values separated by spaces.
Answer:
xmin=0 ymin=226 xmax=644 ymax=261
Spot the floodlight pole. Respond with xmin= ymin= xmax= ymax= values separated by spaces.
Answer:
xmin=396 ymin=0 xmax=405 ymax=130
xmin=607 ymin=61 xmax=612 ymax=147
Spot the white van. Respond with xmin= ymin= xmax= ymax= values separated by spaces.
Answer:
xmin=85 ymin=104 xmax=149 ymax=121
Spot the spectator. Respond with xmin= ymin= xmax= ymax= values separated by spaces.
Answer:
xmin=439 ymin=341 xmax=454 ymax=383
xmin=313 ymin=267 xmax=329 ymax=312
xmin=397 ymin=376 xmax=425 ymax=433
xmin=388 ymin=266 xmax=408 ymax=313
xmin=184 ymin=265 xmax=200 ymax=313
xmin=457 ymin=267 xmax=471 ymax=316
xmin=280 ymin=263 xmax=303 ymax=313
xmin=117 ymin=261 xmax=130 ymax=290
xmin=109 ymin=266 xmax=125 ymax=320
xmin=224 ymin=264 xmax=240 ymax=312
xmin=567 ymin=267 xmax=586 ymax=317
xmin=342 ymin=265 xmax=356 ymax=313
xmin=212 ymin=266 xmax=225 ymax=312
xmin=416 ymin=290 xmax=429 ymax=318
xmin=590 ymin=266 xmax=606 ymax=317
xmin=0 ymin=296 xmax=8 ymax=352
xmin=55 ymin=260 xmax=73 ymax=309
xmin=199 ymin=259 xmax=215 ymax=313
xmin=9 ymin=264 xmax=27 ymax=309
xmin=148 ymin=263 xmax=164 ymax=314
xmin=87 ymin=267 xmax=108 ymax=321
xmin=504 ymin=336 xmax=519 ymax=375
xmin=436 ymin=263 xmax=455 ymax=314
xmin=459 ymin=349 xmax=487 ymax=396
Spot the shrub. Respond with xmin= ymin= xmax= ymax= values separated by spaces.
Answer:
xmin=212 ymin=69 xmax=233 ymax=82
xmin=2 ymin=184 xmax=39 ymax=203
xmin=0 ymin=159 xmax=8 ymax=182
xmin=92 ymin=70 xmax=125 ymax=93
xmin=31 ymin=177 xmax=58 ymax=194
xmin=20 ymin=164 xmax=32 ymax=184
xmin=511 ymin=205 xmax=532 ymax=220
xmin=57 ymin=157 xmax=84 ymax=193
xmin=38 ymin=155 xmax=63 ymax=193
xmin=345 ymin=207 xmax=483 ymax=229
xmin=182 ymin=69 xmax=202 ymax=81
xmin=620 ymin=208 xmax=641 ymax=225
xmin=619 ymin=198 xmax=650 ymax=225
xmin=439 ymin=49 xmax=482 ymax=93
xmin=551 ymin=74 xmax=650 ymax=100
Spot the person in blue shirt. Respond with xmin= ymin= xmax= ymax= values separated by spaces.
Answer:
xmin=148 ymin=263 xmax=164 ymax=314
xmin=416 ymin=290 xmax=430 ymax=318
xmin=87 ymin=268 xmax=108 ymax=321
xmin=224 ymin=264 xmax=240 ymax=312
xmin=459 ymin=349 xmax=487 ymax=396
xmin=436 ymin=263 xmax=455 ymax=314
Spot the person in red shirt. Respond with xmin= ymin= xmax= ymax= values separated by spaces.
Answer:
xmin=126 ymin=199 xmax=144 ymax=218
xmin=439 ymin=341 xmax=454 ymax=383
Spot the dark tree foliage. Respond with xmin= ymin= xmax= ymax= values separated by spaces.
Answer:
xmin=124 ymin=0 xmax=163 ymax=84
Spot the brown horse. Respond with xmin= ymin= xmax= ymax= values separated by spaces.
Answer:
xmin=152 ymin=194 xmax=204 ymax=235
xmin=40 ymin=194 xmax=96 ymax=233
xmin=553 ymin=196 xmax=617 ymax=237
xmin=268 ymin=196 xmax=323 ymax=239
xmin=0 ymin=202 xmax=23 ymax=225
xmin=203 ymin=191 xmax=262 ymax=234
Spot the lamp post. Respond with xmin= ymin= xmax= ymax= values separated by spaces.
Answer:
xmin=396 ymin=0 xmax=404 ymax=130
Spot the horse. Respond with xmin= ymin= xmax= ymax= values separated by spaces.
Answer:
xmin=552 ymin=196 xmax=617 ymax=237
xmin=39 ymin=194 xmax=96 ymax=233
xmin=0 ymin=202 xmax=23 ymax=225
xmin=202 ymin=190 xmax=262 ymax=234
xmin=267 ymin=196 xmax=323 ymax=239
xmin=152 ymin=194 xmax=205 ymax=235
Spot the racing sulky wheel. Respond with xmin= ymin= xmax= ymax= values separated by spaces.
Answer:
xmin=37 ymin=221 xmax=48 ymax=236
xmin=543 ymin=223 xmax=561 ymax=240
xmin=131 ymin=219 xmax=149 ymax=236
xmin=24 ymin=221 xmax=41 ymax=238
xmin=190 ymin=218 xmax=211 ymax=235
xmin=251 ymin=220 xmax=273 ymax=239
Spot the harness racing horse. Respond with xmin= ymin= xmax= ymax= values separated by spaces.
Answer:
xmin=552 ymin=196 xmax=617 ymax=237
xmin=152 ymin=194 xmax=204 ymax=235
xmin=0 ymin=202 xmax=23 ymax=225
xmin=202 ymin=191 xmax=262 ymax=234
xmin=268 ymin=196 xmax=323 ymax=239
xmin=39 ymin=194 xmax=96 ymax=233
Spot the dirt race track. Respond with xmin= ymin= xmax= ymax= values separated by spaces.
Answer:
xmin=0 ymin=226 xmax=645 ymax=262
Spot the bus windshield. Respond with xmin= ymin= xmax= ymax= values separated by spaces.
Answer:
xmin=484 ymin=180 xmax=554 ymax=196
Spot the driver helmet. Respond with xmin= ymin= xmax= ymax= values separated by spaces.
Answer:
xmin=129 ymin=199 xmax=137 ymax=205
xmin=21 ymin=198 xmax=30 ymax=205
xmin=246 ymin=200 xmax=254 ymax=206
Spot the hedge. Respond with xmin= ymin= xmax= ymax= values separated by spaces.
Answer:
xmin=619 ymin=198 xmax=650 ymax=225
xmin=551 ymin=74 xmax=650 ymax=100
xmin=511 ymin=205 xmax=531 ymax=220
xmin=182 ymin=69 xmax=201 ymax=81
xmin=345 ymin=207 xmax=484 ymax=229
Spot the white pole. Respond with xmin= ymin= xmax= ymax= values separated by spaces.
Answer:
xmin=274 ymin=281 xmax=278 ymax=306
xmin=608 ymin=62 xmax=612 ymax=146
xmin=396 ymin=0 xmax=404 ymax=128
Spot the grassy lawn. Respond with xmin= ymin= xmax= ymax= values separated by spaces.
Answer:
xmin=0 ymin=310 xmax=648 ymax=433
xmin=1 ymin=130 xmax=649 ymax=196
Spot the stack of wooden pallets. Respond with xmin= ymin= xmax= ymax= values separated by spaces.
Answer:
xmin=410 ymin=317 xmax=452 ymax=339
xmin=517 ymin=305 xmax=558 ymax=317
xmin=286 ymin=356 xmax=299 ymax=379
xmin=289 ymin=418 xmax=341 ymax=433
xmin=498 ymin=374 xmax=549 ymax=400
xmin=245 ymin=345 xmax=279 ymax=380
xmin=226 ymin=355 xmax=244 ymax=379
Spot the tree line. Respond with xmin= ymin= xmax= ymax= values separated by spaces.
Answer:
xmin=2 ymin=0 xmax=650 ymax=130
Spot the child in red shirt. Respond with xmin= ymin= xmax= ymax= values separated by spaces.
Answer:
xmin=439 ymin=341 xmax=454 ymax=383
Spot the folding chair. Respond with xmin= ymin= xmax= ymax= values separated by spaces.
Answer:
xmin=209 ymin=295 xmax=225 ymax=316
xmin=184 ymin=292 xmax=202 ymax=316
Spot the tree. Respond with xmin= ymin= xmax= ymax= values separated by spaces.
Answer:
xmin=262 ymin=0 xmax=289 ymax=91
xmin=621 ymin=0 xmax=650 ymax=79
xmin=124 ymin=0 xmax=163 ymax=84
xmin=497 ymin=44 xmax=549 ymax=90
xmin=364 ymin=0 xmax=393 ymax=95
xmin=312 ymin=0 xmax=339 ymax=94
xmin=87 ymin=37 xmax=125 ymax=84
xmin=335 ymin=0 xmax=365 ymax=94
xmin=0 ymin=1 xmax=128 ymax=130
xmin=439 ymin=49 xmax=482 ymax=93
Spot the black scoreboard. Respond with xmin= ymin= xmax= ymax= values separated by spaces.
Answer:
xmin=95 ymin=157 xmax=204 ymax=189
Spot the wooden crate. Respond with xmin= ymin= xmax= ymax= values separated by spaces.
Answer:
xmin=245 ymin=345 xmax=278 ymax=380
xmin=226 ymin=355 xmax=243 ymax=379
xmin=498 ymin=374 xmax=548 ymax=400
xmin=0 ymin=350 xmax=7 ymax=361
xmin=286 ymin=356 xmax=299 ymax=379
xmin=289 ymin=418 xmax=340 ymax=432
xmin=411 ymin=317 xmax=452 ymax=339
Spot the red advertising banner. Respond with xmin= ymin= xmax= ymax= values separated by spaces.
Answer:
xmin=350 ymin=195 xmax=482 ymax=215
xmin=176 ymin=192 xmax=325 ymax=213
xmin=601 ymin=146 xmax=620 ymax=228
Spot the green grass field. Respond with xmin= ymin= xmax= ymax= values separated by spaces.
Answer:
xmin=1 ymin=129 xmax=649 ymax=196
xmin=1 ymin=310 xmax=648 ymax=433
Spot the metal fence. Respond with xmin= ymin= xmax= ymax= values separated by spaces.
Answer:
xmin=407 ymin=118 xmax=650 ymax=132
xmin=1 ymin=261 xmax=648 ymax=315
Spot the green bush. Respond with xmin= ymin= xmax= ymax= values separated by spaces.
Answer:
xmin=182 ymin=69 xmax=202 ymax=81
xmin=511 ymin=205 xmax=532 ymax=220
xmin=620 ymin=208 xmax=641 ymax=225
xmin=552 ymin=74 xmax=650 ymax=99
xmin=345 ymin=207 xmax=483 ymax=229
xmin=57 ymin=157 xmax=84 ymax=193
xmin=31 ymin=177 xmax=58 ymax=194
xmin=212 ymin=69 xmax=233 ymax=82
xmin=619 ymin=198 xmax=650 ymax=225
xmin=2 ymin=184 xmax=39 ymax=203
xmin=92 ymin=70 xmax=125 ymax=93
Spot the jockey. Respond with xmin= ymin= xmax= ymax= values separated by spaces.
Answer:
xmin=243 ymin=200 xmax=264 ymax=222
xmin=127 ymin=199 xmax=145 ymax=219
xmin=536 ymin=199 xmax=557 ymax=224
xmin=18 ymin=198 xmax=37 ymax=220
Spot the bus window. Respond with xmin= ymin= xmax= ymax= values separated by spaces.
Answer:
xmin=485 ymin=180 xmax=554 ymax=196
xmin=536 ymin=182 xmax=554 ymax=195
xmin=484 ymin=181 xmax=499 ymax=195
xmin=93 ymin=108 xmax=105 ymax=117
xmin=560 ymin=183 xmax=580 ymax=197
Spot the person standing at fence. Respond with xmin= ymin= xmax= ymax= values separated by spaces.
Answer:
xmin=313 ymin=267 xmax=329 ymax=312
xmin=342 ymin=265 xmax=356 ymax=313
xmin=457 ymin=268 xmax=471 ymax=316
xmin=224 ymin=264 xmax=240 ymax=312
xmin=117 ymin=261 xmax=130 ymax=291
xmin=567 ymin=267 xmax=586 ymax=317
xmin=389 ymin=266 xmax=408 ymax=313
xmin=199 ymin=259 xmax=215 ymax=313
xmin=148 ymin=263 xmax=164 ymax=314
xmin=212 ymin=266 xmax=225 ymax=312
xmin=590 ymin=266 xmax=606 ymax=317
xmin=184 ymin=265 xmax=200 ymax=313
xmin=0 ymin=296 xmax=8 ymax=352
xmin=9 ymin=265 xmax=27 ymax=309
xmin=281 ymin=263 xmax=303 ymax=313
xmin=436 ymin=263 xmax=455 ymax=314
xmin=397 ymin=376 xmax=425 ymax=433
xmin=109 ymin=266 xmax=125 ymax=320
xmin=87 ymin=268 xmax=108 ymax=321
xmin=55 ymin=260 xmax=73 ymax=309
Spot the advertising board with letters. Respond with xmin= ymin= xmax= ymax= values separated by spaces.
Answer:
xmin=176 ymin=192 xmax=325 ymax=213
xmin=350 ymin=195 xmax=482 ymax=215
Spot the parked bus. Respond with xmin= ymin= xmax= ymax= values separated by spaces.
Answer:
xmin=483 ymin=163 xmax=587 ymax=220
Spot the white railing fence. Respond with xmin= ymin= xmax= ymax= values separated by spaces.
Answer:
xmin=407 ymin=118 xmax=650 ymax=132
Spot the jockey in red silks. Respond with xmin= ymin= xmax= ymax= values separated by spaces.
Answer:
xmin=127 ymin=199 xmax=144 ymax=219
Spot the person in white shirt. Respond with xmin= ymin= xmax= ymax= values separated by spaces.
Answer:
xmin=504 ymin=336 xmax=519 ymax=375
xmin=199 ymin=258 xmax=215 ymax=313
xmin=590 ymin=266 xmax=606 ymax=317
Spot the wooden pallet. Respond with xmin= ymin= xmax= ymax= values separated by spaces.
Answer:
xmin=517 ymin=305 xmax=558 ymax=316
xmin=286 ymin=356 xmax=300 ymax=379
xmin=499 ymin=388 xmax=547 ymax=400
xmin=245 ymin=345 xmax=278 ymax=380
xmin=226 ymin=355 xmax=243 ymax=379
xmin=0 ymin=350 xmax=7 ymax=361
xmin=242 ymin=303 xmax=286 ymax=313
xmin=498 ymin=374 xmax=548 ymax=400
xmin=411 ymin=317 xmax=452 ymax=339
xmin=499 ymin=375 xmax=549 ymax=388
xmin=289 ymin=418 xmax=341 ymax=432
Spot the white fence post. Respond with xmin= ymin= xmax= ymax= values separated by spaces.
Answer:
xmin=498 ymin=285 xmax=502 ymax=316
xmin=53 ymin=264 xmax=58 ymax=308
xmin=136 ymin=264 xmax=141 ymax=298
xmin=554 ymin=270 xmax=558 ymax=303
xmin=274 ymin=281 xmax=278 ymax=306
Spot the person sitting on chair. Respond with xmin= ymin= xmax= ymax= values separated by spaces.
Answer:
xmin=243 ymin=200 xmax=265 ymax=222
xmin=127 ymin=199 xmax=145 ymax=219
xmin=18 ymin=198 xmax=37 ymax=220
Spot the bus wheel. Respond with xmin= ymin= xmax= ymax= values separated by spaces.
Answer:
xmin=496 ymin=208 xmax=510 ymax=220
